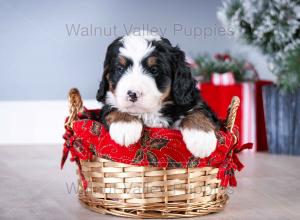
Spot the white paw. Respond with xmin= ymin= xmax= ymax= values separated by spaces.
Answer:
xmin=109 ymin=121 xmax=143 ymax=147
xmin=181 ymin=129 xmax=217 ymax=158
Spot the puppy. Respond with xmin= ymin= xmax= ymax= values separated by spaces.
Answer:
xmin=96 ymin=31 xmax=220 ymax=157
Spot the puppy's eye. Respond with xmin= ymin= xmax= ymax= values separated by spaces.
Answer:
xmin=150 ymin=66 xmax=159 ymax=74
xmin=116 ymin=65 xmax=124 ymax=73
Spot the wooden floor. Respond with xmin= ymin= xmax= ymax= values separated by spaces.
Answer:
xmin=0 ymin=145 xmax=300 ymax=220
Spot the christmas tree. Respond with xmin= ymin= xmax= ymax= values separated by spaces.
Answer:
xmin=218 ymin=0 xmax=300 ymax=91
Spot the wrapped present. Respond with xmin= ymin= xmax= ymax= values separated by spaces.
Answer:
xmin=211 ymin=72 xmax=235 ymax=86
xmin=199 ymin=80 xmax=273 ymax=151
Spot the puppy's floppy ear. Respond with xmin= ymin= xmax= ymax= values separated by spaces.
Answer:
xmin=171 ymin=47 xmax=198 ymax=105
xmin=97 ymin=36 xmax=123 ymax=103
xmin=96 ymin=66 xmax=109 ymax=102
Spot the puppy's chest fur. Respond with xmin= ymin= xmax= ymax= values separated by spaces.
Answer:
xmin=133 ymin=104 xmax=191 ymax=129
xmin=135 ymin=112 xmax=171 ymax=128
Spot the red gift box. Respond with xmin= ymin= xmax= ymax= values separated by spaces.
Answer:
xmin=199 ymin=80 xmax=272 ymax=151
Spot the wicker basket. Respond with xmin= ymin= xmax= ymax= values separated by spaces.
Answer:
xmin=66 ymin=88 xmax=240 ymax=218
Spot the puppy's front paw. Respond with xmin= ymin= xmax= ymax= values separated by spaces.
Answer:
xmin=181 ymin=129 xmax=217 ymax=158
xmin=109 ymin=121 xmax=143 ymax=147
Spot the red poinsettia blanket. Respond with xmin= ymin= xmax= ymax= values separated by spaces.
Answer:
xmin=61 ymin=108 xmax=252 ymax=189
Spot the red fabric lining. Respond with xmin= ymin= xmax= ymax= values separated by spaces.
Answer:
xmin=61 ymin=108 xmax=252 ymax=190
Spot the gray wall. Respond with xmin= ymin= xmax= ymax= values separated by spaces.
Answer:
xmin=0 ymin=0 xmax=272 ymax=101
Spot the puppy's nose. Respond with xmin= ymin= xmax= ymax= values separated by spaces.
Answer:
xmin=127 ymin=90 xmax=140 ymax=102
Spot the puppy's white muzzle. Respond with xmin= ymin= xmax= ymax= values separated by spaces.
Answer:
xmin=114 ymin=67 xmax=163 ymax=114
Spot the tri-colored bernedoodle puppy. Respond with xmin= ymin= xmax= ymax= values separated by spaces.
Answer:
xmin=96 ymin=31 xmax=220 ymax=157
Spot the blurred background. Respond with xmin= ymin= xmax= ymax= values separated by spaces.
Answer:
xmin=0 ymin=0 xmax=273 ymax=101
xmin=0 ymin=0 xmax=299 ymax=155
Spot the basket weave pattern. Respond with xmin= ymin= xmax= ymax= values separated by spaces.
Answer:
xmin=78 ymin=158 xmax=228 ymax=218
xmin=66 ymin=88 xmax=240 ymax=218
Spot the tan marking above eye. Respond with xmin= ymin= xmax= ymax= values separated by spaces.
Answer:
xmin=147 ymin=56 xmax=157 ymax=67
xmin=118 ymin=56 xmax=127 ymax=66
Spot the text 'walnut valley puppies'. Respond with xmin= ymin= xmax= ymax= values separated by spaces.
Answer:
xmin=96 ymin=31 xmax=220 ymax=158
